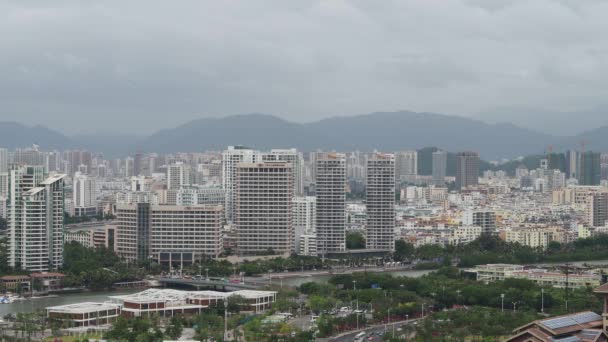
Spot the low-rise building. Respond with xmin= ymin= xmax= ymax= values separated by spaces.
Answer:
xmin=510 ymin=269 xmax=601 ymax=289
xmin=467 ymin=264 xmax=525 ymax=282
xmin=0 ymin=275 xmax=31 ymax=292
xmin=504 ymin=226 xmax=564 ymax=249
xmin=46 ymin=302 xmax=121 ymax=327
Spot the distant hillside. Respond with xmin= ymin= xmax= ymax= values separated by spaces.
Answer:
xmin=136 ymin=111 xmax=552 ymax=159
xmin=3 ymin=111 xmax=608 ymax=159
xmin=0 ymin=121 xmax=73 ymax=149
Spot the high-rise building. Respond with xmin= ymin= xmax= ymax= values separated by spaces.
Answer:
xmin=588 ymin=192 xmax=608 ymax=227
xmin=395 ymin=151 xmax=417 ymax=182
xmin=579 ymin=151 xmax=601 ymax=186
xmin=315 ymin=153 xmax=346 ymax=254
xmin=432 ymin=150 xmax=447 ymax=186
xmin=222 ymin=146 xmax=260 ymax=222
xmin=115 ymin=203 xmax=223 ymax=264
xmin=14 ymin=146 xmax=45 ymax=166
xmin=566 ymin=150 xmax=578 ymax=179
xmin=293 ymin=196 xmax=316 ymax=256
xmin=263 ymin=149 xmax=304 ymax=196
xmin=124 ymin=157 xmax=134 ymax=177
xmin=456 ymin=151 xmax=479 ymax=190
xmin=0 ymin=148 xmax=8 ymax=173
xmin=73 ymin=172 xmax=97 ymax=216
xmin=8 ymin=166 xmax=66 ymax=271
xmin=463 ymin=210 xmax=496 ymax=235
xmin=167 ymin=162 xmax=192 ymax=190
xmin=601 ymin=153 xmax=608 ymax=181
xmin=366 ymin=153 xmax=395 ymax=251
xmin=134 ymin=151 xmax=144 ymax=177
xmin=0 ymin=172 xmax=8 ymax=197
xmin=235 ymin=162 xmax=293 ymax=255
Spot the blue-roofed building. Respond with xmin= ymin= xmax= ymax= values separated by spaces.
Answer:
xmin=506 ymin=311 xmax=605 ymax=342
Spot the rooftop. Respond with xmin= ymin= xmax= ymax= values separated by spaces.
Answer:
xmin=47 ymin=302 xmax=120 ymax=314
xmin=109 ymin=289 xmax=277 ymax=304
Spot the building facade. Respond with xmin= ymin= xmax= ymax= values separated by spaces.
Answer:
xmin=235 ymin=162 xmax=293 ymax=255
xmin=315 ymin=153 xmax=346 ymax=254
xmin=455 ymin=151 xmax=479 ymax=190
xmin=8 ymin=167 xmax=66 ymax=272
xmin=366 ymin=153 xmax=395 ymax=251
xmin=432 ymin=150 xmax=447 ymax=186
xmin=115 ymin=204 xmax=223 ymax=265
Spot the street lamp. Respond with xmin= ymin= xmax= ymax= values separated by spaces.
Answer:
xmin=541 ymin=288 xmax=545 ymax=314
xmin=500 ymin=294 xmax=505 ymax=313
xmin=224 ymin=299 xmax=228 ymax=341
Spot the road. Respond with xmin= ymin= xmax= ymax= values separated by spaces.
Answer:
xmin=320 ymin=319 xmax=418 ymax=342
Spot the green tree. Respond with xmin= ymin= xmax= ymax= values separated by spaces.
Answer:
xmin=346 ymin=231 xmax=365 ymax=249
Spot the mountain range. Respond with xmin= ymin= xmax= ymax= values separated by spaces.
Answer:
xmin=1 ymin=111 xmax=607 ymax=159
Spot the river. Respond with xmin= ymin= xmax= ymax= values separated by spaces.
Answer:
xmin=0 ymin=290 xmax=139 ymax=316
xmin=3 ymin=259 xmax=607 ymax=316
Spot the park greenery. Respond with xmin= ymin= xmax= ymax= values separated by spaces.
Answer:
xmin=299 ymin=266 xmax=602 ymax=338
xmin=393 ymin=234 xmax=608 ymax=268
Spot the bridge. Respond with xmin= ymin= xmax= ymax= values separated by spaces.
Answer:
xmin=156 ymin=277 xmax=261 ymax=290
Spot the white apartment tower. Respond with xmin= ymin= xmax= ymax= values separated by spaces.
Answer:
xmin=293 ymin=196 xmax=317 ymax=256
xmin=222 ymin=146 xmax=260 ymax=222
xmin=366 ymin=153 xmax=396 ymax=251
xmin=235 ymin=162 xmax=294 ymax=255
xmin=263 ymin=149 xmax=304 ymax=196
xmin=73 ymin=172 xmax=97 ymax=216
xmin=432 ymin=150 xmax=447 ymax=186
xmin=166 ymin=162 xmax=191 ymax=190
xmin=315 ymin=153 xmax=346 ymax=254
xmin=8 ymin=166 xmax=66 ymax=271
xmin=222 ymin=146 xmax=303 ymax=221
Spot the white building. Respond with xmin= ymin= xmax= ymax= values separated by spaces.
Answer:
xmin=504 ymin=227 xmax=564 ymax=249
xmin=366 ymin=153 xmax=395 ymax=251
xmin=115 ymin=204 xmax=223 ymax=264
xmin=235 ymin=162 xmax=293 ymax=255
xmin=293 ymin=196 xmax=316 ymax=256
xmin=166 ymin=162 xmax=191 ymax=190
xmin=172 ymin=186 xmax=225 ymax=206
xmin=263 ymin=149 xmax=304 ymax=196
xmin=8 ymin=166 xmax=66 ymax=271
xmin=222 ymin=146 xmax=261 ymax=222
xmin=315 ymin=153 xmax=346 ymax=253
xmin=73 ymin=172 xmax=97 ymax=216
xmin=452 ymin=225 xmax=483 ymax=244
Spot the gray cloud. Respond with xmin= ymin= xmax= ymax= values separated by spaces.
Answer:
xmin=1 ymin=0 xmax=608 ymax=135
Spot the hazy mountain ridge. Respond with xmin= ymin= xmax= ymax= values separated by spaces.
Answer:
xmin=2 ymin=112 xmax=608 ymax=159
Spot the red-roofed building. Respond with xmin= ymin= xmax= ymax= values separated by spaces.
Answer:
xmin=30 ymin=272 xmax=64 ymax=292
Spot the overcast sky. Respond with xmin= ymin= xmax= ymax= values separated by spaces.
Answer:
xmin=2 ymin=0 xmax=608 ymax=135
